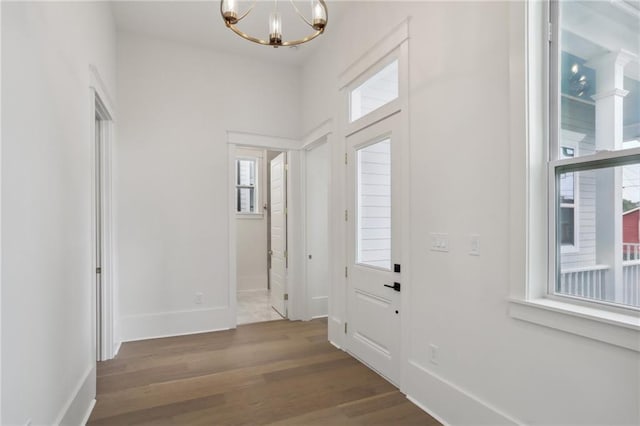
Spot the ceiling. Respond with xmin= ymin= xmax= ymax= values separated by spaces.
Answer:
xmin=112 ymin=1 xmax=345 ymax=67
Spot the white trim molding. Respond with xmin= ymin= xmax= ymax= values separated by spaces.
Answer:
xmin=405 ymin=360 xmax=521 ymax=426
xmin=227 ymin=131 xmax=300 ymax=151
xmin=338 ymin=19 xmax=409 ymax=90
xmin=54 ymin=364 xmax=96 ymax=426
xmin=302 ymin=119 xmax=333 ymax=150
xmin=120 ymin=307 xmax=230 ymax=342
xmin=89 ymin=65 xmax=116 ymax=122
xmin=510 ymin=298 xmax=640 ymax=351
xmin=89 ymin=63 xmax=118 ymax=361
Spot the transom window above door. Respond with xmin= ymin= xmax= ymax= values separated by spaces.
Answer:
xmin=349 ymin=59 xmax=399 ymax=123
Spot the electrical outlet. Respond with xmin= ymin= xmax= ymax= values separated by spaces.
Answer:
xmin=194 ymin=292 xmax=203 ymax=304
xmin=430 ymin=233 xmax=449 ymax=252
xmin=429 ymin=343 xmax=439 ymax=365
xmin=469 ymin=234 xmax=480 ymax=256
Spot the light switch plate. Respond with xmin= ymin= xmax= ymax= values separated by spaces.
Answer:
xmin=430 ymin=233 xmax=449 ymax=252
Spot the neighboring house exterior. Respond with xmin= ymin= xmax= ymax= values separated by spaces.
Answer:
xmin=623 ymin=208 xmax=640 ymax=260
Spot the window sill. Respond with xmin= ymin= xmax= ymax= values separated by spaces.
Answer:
xmin=236 ymin=213 xmax=264 ymax=220
xmin=508 ymin=297 xmax=640 ymax=352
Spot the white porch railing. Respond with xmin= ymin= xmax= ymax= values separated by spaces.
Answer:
xmin=622 ymin=260 xmax=640 ymax=307
xmin=559 ymin=265 xmax=608 ymax=300
xmin=623 ymin=243 xmax=640 ymax=261
xmin=560 ymin=261 xmax=639 ymax=307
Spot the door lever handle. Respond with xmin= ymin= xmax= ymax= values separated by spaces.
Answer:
xmin=384 ymin=282 xmax=401 ymax=292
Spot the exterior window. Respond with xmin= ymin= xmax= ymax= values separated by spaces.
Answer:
xmin=236 ymin=158 xmax=258 ymax=214
xmin=551 ymin=1 xmax=640 ymax=309
xmin=350 ymin=60 xmax=398 ymax=122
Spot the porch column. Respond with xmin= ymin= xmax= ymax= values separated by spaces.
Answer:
xmin=587 ymin=50 xmax=632 ymax=303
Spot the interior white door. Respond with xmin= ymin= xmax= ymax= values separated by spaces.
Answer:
xmin=346 ymin=114 xmax=401 ymax=384
xmin=270 ymin=152 xmax=287 ymax=317
xmin=305 ymin=142 xmax=330 ymax=318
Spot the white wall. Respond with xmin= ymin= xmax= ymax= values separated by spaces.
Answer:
xmin=236 ymin=148 xmax=268 ymax=292
xmin=116 ymin=32 xmax=300 ymax=340
xmin=1 ymin=2 xmax=117 ymax=424
xmin=301 ymin=2 xmax=639 ymax=424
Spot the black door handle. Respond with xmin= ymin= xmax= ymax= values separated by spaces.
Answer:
xmin=384 ymin=282 xmax=401 ymax=292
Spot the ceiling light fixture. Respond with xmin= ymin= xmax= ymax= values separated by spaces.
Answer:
xmin=221 ymin=0 xmax=328 ymax=48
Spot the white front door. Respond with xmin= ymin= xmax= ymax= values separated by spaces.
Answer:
xmin=346 ymin=114 xmax=402 ymax=384
xmin=270 ymin=152 xmax=288 ymax=317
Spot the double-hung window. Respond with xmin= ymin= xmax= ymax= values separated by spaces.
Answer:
xmin=236 ymin=157 xmax=259 ymax=214
xmin=549 ymin=0 xmax=640 ymax=310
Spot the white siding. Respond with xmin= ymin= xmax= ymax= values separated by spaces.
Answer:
xmin=560 ymin=106 xmax=598 ymax=270
xmin=357 ymin=139 xmax=391 ymax=269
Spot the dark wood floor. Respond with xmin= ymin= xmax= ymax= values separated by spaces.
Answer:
xmin=89 ymin=318 xmax=439 ymax=425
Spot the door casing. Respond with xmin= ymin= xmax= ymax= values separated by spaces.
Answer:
xmin=90 ymin=65 xmax=117 ymax=361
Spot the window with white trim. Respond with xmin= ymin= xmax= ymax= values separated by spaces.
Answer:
xmin=550 ymin=0 xmax=640 ymax=309
xmin=236 ymin=157 xmax=259 ymax=214
xmin=349 ymin=59 xmax=399 ymax=123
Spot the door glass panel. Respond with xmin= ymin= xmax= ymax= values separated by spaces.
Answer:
xmin=357 ymin=138 xmax=391 ymax=270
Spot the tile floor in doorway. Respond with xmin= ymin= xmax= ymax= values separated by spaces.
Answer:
xmin=237 ymin=289 xmax=284 ymax=324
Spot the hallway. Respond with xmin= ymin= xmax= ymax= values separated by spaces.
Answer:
xmin=237 ymin=289 xmax=284 ymax=325
xmin=89 ymin=319 xmax=439 ymax=425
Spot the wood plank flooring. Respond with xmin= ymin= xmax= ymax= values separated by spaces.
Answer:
xmin=89 ymin=318 xmax=439 ymax=425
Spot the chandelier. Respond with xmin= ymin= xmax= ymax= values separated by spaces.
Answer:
xmin=220 ymin=0 xmax=328 ymax=48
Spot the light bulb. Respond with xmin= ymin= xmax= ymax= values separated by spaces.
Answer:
xmin=222 ymin=0 xmax=238 ymax=24
xmin=269 ymin=12 xmax=282 ymax=45
xmin=311 ymin=1 xmax=326 ymax=30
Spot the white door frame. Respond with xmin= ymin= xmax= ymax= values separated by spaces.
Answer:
xmin=335 ymin=21 xmax=411 ymax=391
xmin=227 ymin=131 xmax=305 ymax=326
xmin=89 ymin=65 xmax=117 ymax=361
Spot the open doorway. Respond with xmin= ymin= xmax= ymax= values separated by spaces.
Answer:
xmin=93 ymin=90 xmax=115 ymax=361
xmin=235 ymin=147 xmax=287 ymax=324
xmin=228 ymin=131 xmax=331 ymax=327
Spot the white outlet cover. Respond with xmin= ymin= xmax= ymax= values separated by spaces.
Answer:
xmin=470 ymin=234 xmax=480 ymax=256
xmin=429 ymin=343 xmax=439 ymax=365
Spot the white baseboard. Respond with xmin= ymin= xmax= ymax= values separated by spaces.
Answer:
xmin=120 ymin=306 xmax=230 ymax=342
xmin=54 ymin=364 xmax=96 ymax=426
xmin=406 ymin=395 xmax=449 ymax=426
xmin=113 ymin=340 xmax=122 ymax=357
xmin=310 ymin=296 xmax=328 ymax=318
xmin=80 ymin=400 xmax=96 ymax=426
xmin=405 ymin=360 xmax=521 ymax=426
xmin=328 ymin=316 xmax=344 ymax=349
